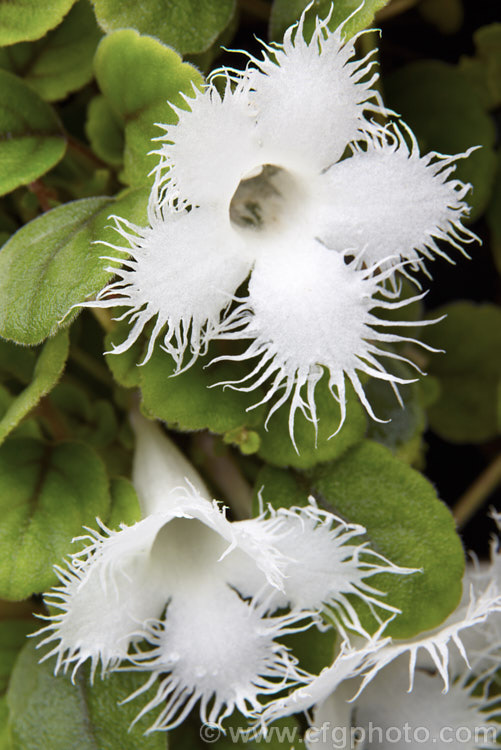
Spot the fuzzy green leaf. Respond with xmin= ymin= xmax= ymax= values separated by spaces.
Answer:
xmin=0 ymin=188 xmax=148 ymax=346
xmin=0 ymin=438 xmax=110 ymax=600
xmin=0 ymin=70 xmax=66 ymax=196
xmin=7 ymin=640 xmax=166 ymax=750
xmin=365 ymin=362 xmax=432 ymax=466
xmin=92 ymin=0 xmax=234 ymax=55
xmin=253 ymin=465 xmax=311 ymax=515
xmin=85 ymin=95 xmax=124 ymax=168
xmin=459 ymin=24 xmax=501 ymax=111
xmin=0 ymin=696 xmax=10 ymax=750
xmin=385 ymin=61 xmax=497 ymax=220
xmin=0 ymin=329 xmax=69 ymax=446
xmin=0 ymin=341 xmax=35 ymax=385
xmin=0 ymin=197 xmax=109 ymax=344
xmin=422 ymin=302 xmax=501 ymax=443
xmin=104 ymin=319 xmax=144 ymax=389
xmin=257 ymin=378 xmax=366 ymax=469
xmin=107 ymin=321 xmax=267 ymax=434
xmin=282 ymin=626 xmax=337 ymax=679
xmin=270 ymin=0 xmax=389 ymax=42
xmin=0 ymin=1 xmax=102 ymax=102
xmin=256 ymin=441 xmax=464 ymax=639
xmin=50 ymin=382 xmax=118 ymax=448
xmin=0 ymin=0 xmax=75 ymax=46
xmin=308 ymin=442 xmax=464 ymax=638
xmin=106 ymin=477 xmax=141 ymax=530
xmin=139 ymin=348 xmax=266 ymax=435
xmin=94 ymin=30 xmax=203 ymax=186
xmin=366 ymin=380 xmax=423 ymax=455
xmin=0 ymin=620 xmax=37 ymax=696
xmin=0 ymin=386 xmax=41 ymax=442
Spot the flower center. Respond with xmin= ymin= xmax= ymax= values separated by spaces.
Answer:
xmin=229 ymin=164 xmax=306 ymax=236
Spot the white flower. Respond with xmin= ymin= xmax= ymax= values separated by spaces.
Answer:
xmin=88 ymin=7 xmax=477 ymax=444
xmin=310 ymin=654 xmax=500 ymax=750
xmin=256 ymin=524 xmax=501 ymax=748
xmin=36 ymin=414 xmax=412 ymax=733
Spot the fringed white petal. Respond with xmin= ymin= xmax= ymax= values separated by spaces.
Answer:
xmin=311 ymin=657 xmax=500 ymax=750
xmin=357 ymin=577 xmax=501 ymax=695
xmin=307 ymin=681 xmax=354 ymax=750
xmin=245 ymin=8 xmax=386 ymax=174
xmin=256 ymin=634 xmax=390 ymax=728
xmin=35 ymin=517 xmax=171 ymax=681
xmin=36 ymin=416 xmax=323 ymax=732
xmin=447 ymin=518 xmax=501 ymax=676
xmin=211 ymin=239 xmax=435 ymax=448
xmin=115 ymin=499 xmax=313 ymax=732
xmin=258 ymin=559 xmax=501 ymax=733
xmin=152 ymin=78 xmax=261 ymax=209
xmin=123 ymin=586 xmax=310 ymax=732
xmin=238 ymin=499 xmax=416 ymax=637
xmin=87 ymin=204 xmax=251 ymax=369
xmin=317 ymin=124 xmax=479 ymax=272
xmin=37 ymin=491 xmax=311 ymax=731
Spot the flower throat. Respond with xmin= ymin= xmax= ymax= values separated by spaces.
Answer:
xmin=229 ymin=164 xmax=304 ymax=235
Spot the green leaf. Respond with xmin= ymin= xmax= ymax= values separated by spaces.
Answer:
xmin=253 ymin=465 xmax=312 ymax=515
xmin=7 ymin=640 xmax=167 ymax=749
xmin=422 ymin=302 xmax=501 ymax=443
xmin=459 ymin=24 xmax=501 ymax=111
xmin=187 ymin=6 xmax=239 ymax=75
xmin=385 ymin=61 xmax=497 ymax=220
xmin=0 ymin=386 xmax=42 ymax=441
xmin=282 ymin=626 xmax=337 ymax=678
xmin=106 ymin=477 xmax=141 ymax=530
xmin=0 ymin=438 xmax=110 ymax=600
xmin=94 ymin=30 xmax=203 ymax=186
xmin=139 ymin=347 xmax=266 ymax=435
xmin=50 ymin=382 xmax=118 ymax=448
xmin=256 ymin=443 xmax=465 ymax=639
xmin=0 ymin=197 xmax=109 ymax=344
xmin=0 ymin=392 xmax=38 ymax=440
xmin=256 ymin=378 xmax=366 ymax=469
xmin=365 ymin=362 xmax=428 ymax=466
xmin=104 ymin=319 xmax=143 ymax=388
xmin=92 ymin=0 xmax=235 ymax=55
xmin=85 ymin=95 xmax=124 ymax=168
xmin=0 ymin=188 xmax=149 ymax=346
xmin=0 ymin=330 xmax=69 ymax=446
xmin=0 ymin=70 xmax=66 ymax=196
xmin=0 ymin=620 xmax=37 ymax=695
xmin=43 ymin=142 xmax=113 ymax=202
xmin=0 ymin=695 xmax=11 ymax=750
xmin=0 ymin=0 xmax=75 ymax=46
xmin=0 ymin=1 xmax=102 ymax=102
xmin=0 ymin=341 xmax=36 ymax=385
xmin=270 ymin=0 xmax=389 ymax=42
xmin=307 ymin=442 xmax=464 ymax=638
